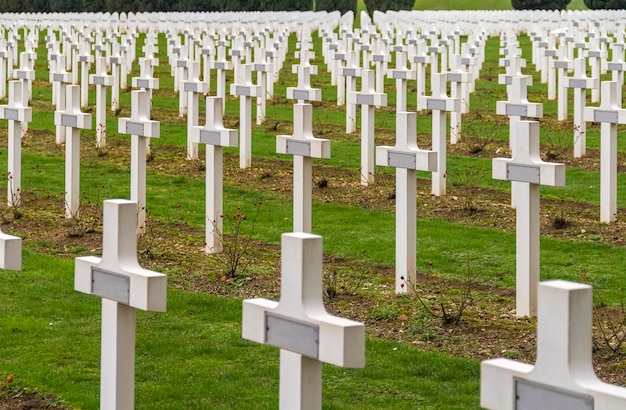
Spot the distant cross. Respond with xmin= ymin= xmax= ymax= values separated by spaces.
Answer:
xmin=107 ymin=42 xmax=123 ymax=112
xmin=54 ymin=85 xmax=92 ymax=219
xmin=252 ymin=46 xmax=271 ymax=125
xmin=376 ymin=112 xmax=437 ymax=294
xmin=12 ymin=52 xmax=34 ymax=138
xmin=190 ymin=97 xmax=237 ymax=254
xmin=492 ymin=120 xmax=565 ymax=317
xmin=52 ymin=54 xmax=72 ymax=145
xmin=75 ymin=199 xmax=167 ymax=410
xmin=605 ymin=43 xmax=626 ymax=105
xmin=584 ymin=81 xmax=626 ymax=223
xmin=412 ymin=52 xmax=432 ymax=110
xmin=447 ymin=54 xmax=472 ymax=144
xmin=78 ymin=39 xmax=93 ymax=108
xmin=276 ymin=100 xmax=330 ymax=232
xmin=242 ymin=232 xmax=365 ymax=410
xmin=342 ymin=50 xmax=361 ymax=134
xmin=565 ymin=57 xmax=599 ymax=158
xmin=230 ymin=63 xmax=260 ymax=169
xmin=118 ymin=90 xmax=160 ymax=234
xmin=352 ymin=69 xmax=387 ymax=186
xmin=182 ymin=61 xmax=209 ymax=160
xmin=481 ymin=280 xmax=626 ymax=409
xmin=551 ymin=46 xmax=573 ymax=120
xmin=89 ymin=56 xmax=113 ymax=148
xmin=418 ymin=72 xmax=461 ymax=196
xmin=388 ymin=51 xmax=415 ymax=112
xmin=211 ymin=42 xmax=232 ymax=111
xmin=0 ymin=81 xmax=31 ymax=207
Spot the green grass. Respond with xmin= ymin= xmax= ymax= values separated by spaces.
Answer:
xmin=0 ymin=252 xmax=480 ymax=409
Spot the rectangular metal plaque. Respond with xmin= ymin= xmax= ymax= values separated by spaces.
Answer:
xmin=448 ymin=73 xmax=462 ymax=83
xmin=236 ymin=86 xmax=250 ymax=96
xmin=4 ymin=108 xmax=18 ymax=121
xmin=286 ymin=140 xmax=311 ymax=156
xmin=357 ymin=94 xmax=374 ymax=105
xmin=388 ymin=152 xmax=416 ymax=169
xmin=506 ymin=104 xmax=528 ymax=117
xmin=183 ymin=83 xmax=198 ymax=92
xmin=79 ymin=56 xmax=90 ymax=62
xmin=136 ymin=79 xmax=150 ymax=89
xmin=199 ymin=129 xmax=221 ymax=145
xmin=507 ymin=163 xmax=540 ymax=184
xmin=253 ymin=63 xmax=266 ymax=71
xmin=414 ymin=56 xmax=427 ymax=63
xmin=545 ymin=50 xmax=557 ymax=57
xmin=608 ymin=63 xmax=624 ymax=71
xmin=127 ymin=122 xmax=145 ymax=135
xmin=343 ymin=68 xmax=356 ymax=77
xmin=554 ymin=61 xmax=570 ymax=69
xmin=61 ymin=115 xmax=77 ymax=128
xmin=505 ymin=76 xmax=513 ymax=85
xmin=177 ymin=60 xmax=187 ymax=68
xmin=16 ymin=72 xmax=27 ymax=79
xmin=569 ymin=79 xmax=588 ymax=88
xmin=109 ymin=57 xmax=120 ymax=64
xmin=373 ymin=55 xmax=385 ymax=62
xmin=265 ymin=312 xmax=319 ymax=358
xmin=594 ymin=110 xmax=619 ymax=123
xmin=53 ymin=73 xmax=65 ymax=82
xmin=515 ymin=379 xmax=593 ymax=410
xmin=427 ymin=99 xmax=447 ymax=111
xmin=201 ymin=49 xmax=212 ymax=55
xmin=393 ymin=71 xmax=407 ymax=79
xmin=293 ymin=90 xmax=310 ymax=101
xmin=92 ymin=267 xmax=130 ymax=304
xmin=588 ymin=51 xmax=601 ymax=58
xmin=93 ymin=77 xmax=106 ymax=86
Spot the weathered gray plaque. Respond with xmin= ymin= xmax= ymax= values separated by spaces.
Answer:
xmin=176 ymin=60 xmax=187 ymax=67
xmin=79 ymin=56 xmax=90 ymax=62
xmin=109 ymin=57 xmax=120 ymax=64
xmin=127 ymin=122 xmax=145 ymax=135
xmin=236 ymin=86 xmax=250 ymax=96
xmin=93 ymin=77 xmax=105 ymax=86
xmin=554 ymin=61 xmax=570 ymax=69
xmin=136 ymin=79 xmax=149 ymax=89
xmin=507 ymin=164 xmax=540 ymax=184
xmin=253 ymin=63 xmax=266 ymax=71
xmin=515 ymin=379 xmax=593 ymax=410
xmin=265 ymin=312 xmax=319 ymax=358
xmin=607 ymin=63 xmax=623 ymax=71
xmin=569 ymin=79 xmax=588 ymax=89
xmin=373 ymin=55 xmax=385 ymax=62
xmin=61 ymin=115 xmax=77 ymax=128
xmin=427 ymin=99 xmax=447 ymax=111
xmin=506 ymin=104 xmax=528 ymax=117
xmin=286 ymin=140 xmax=311 ymax=156
xmin=414 ymin=56 xmax=427 ymax=63
xmin=214 ymin=62 xmax=227 ymax=70
xmin=16 ymin=72 xmax=27 ymax=79
xmin=448 ymin=73 xmax=462 ymax=83
xmin=293 ymin=90 xmax=310 ymax=101
xmin=394 ymin=71 xmax=407 ymax=79
xmin=183 ymin=83 xmax=198 ymax=92
xmin=53 ymin=73 xmax=65 ymax=82
xmin=594 ymin=110 xmax=619 ymax=123
xmin=357 ymin=94 xmax=374 ymax=105
xmin=588 ymin=51 xmax=601 ymax=58
xmin=201 ymin=49 xmax=212 ymax=55
xmin=92 ymin=267 xmax=130 ymax=304
xmin=545 ymin=50 xmax=557 ymax=57
xmin=343 ymin=68 xmax=356 ymax=77
xmin=199 ymin=129 xmax=221 ymax=145
xmin=4 ymin=108 xmax=18 ymax=121
xmin=388 ymin=152 xmax=416 ymax=169
xmin=505 ymin=76 xmax=513 ymax=85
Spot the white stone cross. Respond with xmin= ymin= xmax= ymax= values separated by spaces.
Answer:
xmin=481 ymin=280 xmax=626 ymax=409
xmin=54 ymin=85 xmax=92 ymax=219
xmin=566 ymin=57 xmax=599 ymax=158
xmin=277 ymin=101 xmax=330 ymax=233
xmin=333 ymin=50 xmax=347 ymax=106
xmin=242 ymin=232 xmax=365 ymax=410
xmin=412 ymin=52 xmax=432 ymax=110
xmin=190 ymin=97 xmax=237 ymax=254
xmin=287 ymin=65 xmax=321 ymax=103
xmin=89 ymin=56 xmax=113 ymax=149
xmin=342 ymin=50 xmax=361 ymax=134
xmin=107 ymin=42 xmax=123 ymax=112
xmin=371 ymin=39 xmax=389 ymax=94
xmin=498 ymin=55 xmax=532 ymax=98
xmin=418 ymin=72 xmax=461 ymax=196
xmin=584 ymin=81 xmax=626 ymax=223
xmin=78 ymin=39 xmax=93 ymax=108
xmin=447 ymin=54 xmax=472 ymax=144
xmin=492 ymin=120 xmax=565 ymax=317
xmin=75 ymin=199 xmax=166 ymax=410
xmin=230 ymin=63 xmax=260 ymax=169
xmin=605 ymin=43 xmax=626 ymax=106
xmin=52 ymin=54 xmax=72 ymax=145
xmin=585 ymin=38 xmax=606 ymax=103
xmin=377 ymin=112 xmax=437 ymax=294
xmin=183 ymin=61 xmax=209 ymax=161
xmin=211 ymin=42 xmax=233 ymax=111
xmin=0 ymin=40 xmax=10 ymax=100
xmin=252 ymin=46 xmax=271 ymax=125
xmin=551 ymin=49 xmax=573 ymax=121
xmin=118 ymin=90 xmax=160 ymax=234
xmin=175 ymin=50 xmax=191 ymax=118
xmin=0 ymin=80 xmax=31 ymax=208
xmin=352 ymin=69 xmax=387 ymax=186
xmin=388 ymin=51 xmax=415 ymax=112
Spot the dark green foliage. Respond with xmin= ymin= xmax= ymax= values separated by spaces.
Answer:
xmin=260 ymin=0 xmax=310 ymax=11
xmin=316 ymin=0 xmax=355 ymax=14
xmin=363 ymin=0 xmax=414 ymax=13
xmin=50 ymin=0 xmax=83 ymax=11
xmin=583 ymin=0 xmax=626 ymax=9
xmin=511 ymin=0 xmax=571 ymax=9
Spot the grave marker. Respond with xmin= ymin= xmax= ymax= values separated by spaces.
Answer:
xmin=566 ymin=57 xmax=598 ymax=158
xmin=182 ymin=61 xmax=209 ymax=160
xmin=54 ymin=85 xmax=92 ymax=219
xmin=352 ymin=69 xmax=387 ymax=185
xmin=75 ymin=199 xmax=166 ymax=410
xmin=376 ymin=112 xmax=437 ymax=293
xmin=242 ymin=232 xmax=365 ymax=410
xmin=118 ymin=90 xmax=160 ymax=234
xmin=481 ymin=280 xmax=626 ymax=409
xmin=89 ymin=56 xmax=113 ymax=148
xmin=492 ymin=120 xmax=565 ymax=317
xmin=230 ymin=63 xmax=260 ymax=169
xmin=584 ymin=81 xmax=626 ymax=223
xmin=52 ymin=54 xmax=72 ymax=144
xmin=190 ymin=97 xmax=237 ymax=254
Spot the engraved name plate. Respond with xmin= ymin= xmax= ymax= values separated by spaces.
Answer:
xmin=4 ymin=108 xmax=18 ymax=121
xmin=427 ymin=99 xmax=447 ymax=111
xmin=286 ymin=140 xmax=311 ymax=156
xmin=136 ymin=79 xmax=149 ymax=89
xmin=388 ymin=152 xmax=416 ymax=169
xmin=507 ymin=164 xmax=540 ymax=184
xmin=92 ymin=267 xmax=130 ymax=304
xmin=515 ymin=379 xmax=593 ymax=410
xmin=594 ymin=110 xmax=619 ymax=123
xmin=293 ymin=90 xmax=310 ymax=101
xmin=506 ymin=104 xmax=528 ymax=117
xmin=357 ymin=94 xmax=375 ymax=105
xmin=569 ymin=79 xmax=589 ymax=88
xmin=61 ymin=115 xmax=77 ymax=127
xmin=199 ymin=130 xmax=222 ymax=145
xmin=265 ymin=313 xmax=319 ymax=358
